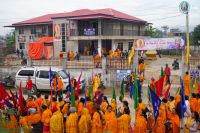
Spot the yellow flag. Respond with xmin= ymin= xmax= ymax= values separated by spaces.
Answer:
xmin=128 ymin=47 xmax=135 ymax=64
xmin=186 ymin=40 xmax=190 ymax=65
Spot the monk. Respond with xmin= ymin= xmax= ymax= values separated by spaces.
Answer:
xmin=91 ymin=107 xmax=103 ymax=133
xmin=183 ymin=71 xmax=191 ymax=96
xmin=139 ymin=61 xmax=145 ymax=76
xmin=69 ymin=51 xmax=74 ymax=61
xmin=133 ymin=110 xmax=147 ymax=133
xmin=93 ymin=74 xmax=100 ymax=94
xmin=41 ymin=95 xmax=50 ymax=108
xmin=26 ymin=96 xmax=37 ymax=109
xmin=50 ymin=97 xmax=58 ymax=112
xmin=77 ymin=98 xmax=84 ymax=116
xmin=78 ymin=108 xmax=88 ymax=133
xmin=184 ymin=112 xmax=199 ymax=133
xmin=52 ymin=74 xmax=63 ymax=99
xmin=108 ymin=49 xmax=114 ymax=59
xmin=41 ymin=105 xmax=52 ymax=133
xmin=111 ymin=99 xmax=117 ymax=113
xmin=62 ymin=99 xmax=71 ymax=117
xmin=136 ymin=98 xmax=146 ymax=118
xmin=166 ymin=108 xmax=180 ymax=133
xmin=174 ymin=95 xmax=181 ymax=107
xmin=35 ymin=93 xmax=43 ymax=108
xmin=20 ymin=111 xmax=31 ymax=133
xmin=82 ymin=108 xmax=91 ymax=133
xmin=100 ymin=96 xmax=108 ymax=113
xmin=104 ymin=105 xmax=117 ymax=133
xmin=58 ymin=97 xmax=65 ymax=108
xmin=66 ymin=107 xmax=78 ymax=133
xmin=153 ymin=106 xmax=166 ymax=133
xmin=190 ymin=93 xmax=198 ymax=113
xmin=50 ymin=108 xmax=64 ymax=133
xmin=117 ymin=108 xmax=131 ymax=133
xmin=150 ymin=77 xmax=156 ymax=90
xmin=86 ymin=97 xmax=93 ymax=116
xmin=27 ymin=108 xmax=42 ymax=133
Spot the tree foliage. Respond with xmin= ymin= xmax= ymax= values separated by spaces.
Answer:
xmin=145 ymin=25 xmax=163 ymax=38
xmin=191 ymin=24 xmax=200 ymax=46
xmin=6 ymin=30 xmax=15 ymax=47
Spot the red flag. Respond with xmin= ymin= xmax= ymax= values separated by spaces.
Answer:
xmin=155 ymin=76 xmax=165 ymax=97
xmin=9 ymin=88 xmax=17 ymax=108
xmin=0 ymin=82 xmax=10 ymax=109
xmin=164 ymin=82 xmax=172 ymax=99
xmin=75 ymin=72 xmax=82 ymax=98
xmin=18 ymin=81 xmax=24 ymax=112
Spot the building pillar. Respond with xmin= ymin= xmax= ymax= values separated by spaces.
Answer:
xmin=98 ymin=19 xmax=102 ymax=35
xmin=98 ymin=39 xmax=102 ymax=57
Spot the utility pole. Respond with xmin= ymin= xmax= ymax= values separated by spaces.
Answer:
xmin=186 ymin=11 xmax=190 ymax=71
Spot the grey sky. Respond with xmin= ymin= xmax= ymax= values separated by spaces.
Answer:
xmin=0 ymin=0 xmax=200 ymax=36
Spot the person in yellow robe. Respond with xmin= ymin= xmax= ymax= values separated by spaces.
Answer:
xmin=77 ymin=98 xmax=84 ymax=116
xmin=93 ymin=74 xmax=100 ymax=94
xmin=50 ymin=109 xmax=64 ymax=133
xmin=108 ymin=49 xmax=114 ymax=59
xmin=184 ymin=112 xmax=199 ymax=133
xmin=83 ymin=108 xmax=92 ymax=133
xmin=62 ymin=100 xmax=71 ymax=117
xmin=190 ymin=93 xmax=198 ymax=113
xmin=183 ymin=71 xmax=191 ymax=96
xmin=78 ymin=108 xmax=88 ymax=133
xmin=27 ymin=108 xmax=42 ymax=133
xmin=111 ymin=99 xmax=117 ymax=113
xmin=139 ymin=61 xmax=146 ymax=77
xmin=91 ymin=107 xmax=103 ymax=133
xmin=117 ymin=108 xmax=131 ymax=133
xmin=41 ymin=105 xmax=52 ymax=133
xmin=86 ymin=97 xmax=94 ymax=117
xmin=66 ymin=107 xmax=78 ymax=133
xmin=133 ymin=110 xmax=147 ymax=133
xmin=104 ymin=105 xmax=117 ymax=133
xmin=58 ymin=97 xmax=65 ymax=108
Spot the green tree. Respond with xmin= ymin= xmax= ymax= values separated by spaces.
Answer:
xmin=145 ymin=25 xmax=163 ymax=38
xmin=6 ymin=30 xmax=15 ymax=47
xmin=191 ymin=24 xmax=200 ymax=46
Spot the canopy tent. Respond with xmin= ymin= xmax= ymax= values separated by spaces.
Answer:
xmin=28 ymin=37 xmax=53 ymax=59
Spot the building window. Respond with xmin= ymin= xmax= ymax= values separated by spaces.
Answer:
xmin=128 ymin=42 xmax=133 ymax=50
xmin=31 ymin=26 xmax=36 ymax=34
xmin=117 ymin=43 xmax=123 ymax=51
xmin=19 ymin=43 xmax=25 ymax=49
xmin=19 ymin=27 xmax=24 ymax=34
xmin=42 ymin=25 xmax=46 ymax=34
xmin=61 ymin=23 xmax=66 ymax=52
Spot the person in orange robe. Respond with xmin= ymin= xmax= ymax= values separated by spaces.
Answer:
xmin=7 ymin=114 xmax=19 ymax=133
xmin=153 ymin=105 xmax=166 ymax=133
xmin=174 ymin=95 xmax=181 ymax=107
xmin=104 ymin=105 xmax=117 ymax=133
xmin=139 ymin=61 xmax=146 ymax=77
xmin=52 ymin=74 xmax=63 ymax=99
xmin=77 ymin=98 xmax=84 ymax=116
xmin=183 ymin=71 xmax=191 ymax=96
xmin=66 ymin=107 xmax=78 ymax=133
xmin=20 ymin=111 xmax=31 ymax=133
xmin=147 ymin=109 xmax=154 ymax=131
xmin=62 ymin=100 xmax=71 ymax=116
xmin=82 ymin=108 xmax=91 ymax=133
xmin=27 ymin=108 xmax=42 ymax=133
xmin=91 ymin=107 xmax=103 ymax=133
xmin=100 ymin=96 xmax=108 ymax=113
xmin=166 ymin=108 xmax=180 ymax=133
xmin=41 ymin=95 xmax=50 ymax=108
xmin=58 ymin=97 xmax=65 ymax=108
xmin=135 ymin=98 xmax=146 ymax=118
xmin=133 ymin=109 xmax=147 ymax=133
xmin=86 ymin=97 xmax=93 ymax=116
xmin=190 ymin=93 xmax=198 ymax=113
xmin=35 ymin=93 xmax=43 ymax=108
xmin=41 ymin=105 xmax=52 ymax=133
xmin=26 ymin=96 xmax=37 ymax=109
xmin=150 ymin=77 xmax=156 ymax=90
xmin=50 ymin=97 xmax=58 ymax=112
xmin=78 ymin=108 xmax=88 ymax=133
xmin=117 ymin=107 xmax=131 ymax=133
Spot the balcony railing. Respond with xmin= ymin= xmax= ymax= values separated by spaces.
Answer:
xmin=70 ymin=28 xmax=145 ymax=36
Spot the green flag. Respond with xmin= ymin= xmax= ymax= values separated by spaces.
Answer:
xmin=134 ymin=74 xmax=139 ymax=109
xmin=71 ymin=88 xmax=75 ymax=107
xmin=161 ymin=67 xmax=165 ymax=77
xmin=112 ymin=85 xmax=116 ymax=101
xmin=147 ymin=85 xmax=151 ymax=102
xmin=119 ymin=80 xmax=124 ymax=102
xmin=88 ymin=86 xmax=91 ymax=98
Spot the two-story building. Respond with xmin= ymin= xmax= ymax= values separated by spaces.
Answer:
xmin=7 ymin=8 xmax=147 ymax=57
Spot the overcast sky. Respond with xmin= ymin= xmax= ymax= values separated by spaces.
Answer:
xmin=0 ymin=0 xmax=200 ymax=36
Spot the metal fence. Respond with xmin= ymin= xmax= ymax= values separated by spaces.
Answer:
xmin=189 ymin=57 xmax=200 ymax=70
xmin=106 ymin=58 xmax=133 ymax=69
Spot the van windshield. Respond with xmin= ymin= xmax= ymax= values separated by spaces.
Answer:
xmin=58 ymin=70 xmax=68 ymax=79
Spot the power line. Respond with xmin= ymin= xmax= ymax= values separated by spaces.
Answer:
xmin=148 ymin=14 xmax=182 ymax=22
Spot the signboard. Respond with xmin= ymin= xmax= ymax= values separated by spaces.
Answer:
xmin=116 ymin=69 xmax=131 ymax=81
xmin=179 ymin=1 xmax=190 ymax=14
xmin=134 ymin=37 xmax=185 ymax=50
xmin=84 ymin=28 xmax=95 ymax=36
xmin=54 ymin=24 xmax=61 ymax=41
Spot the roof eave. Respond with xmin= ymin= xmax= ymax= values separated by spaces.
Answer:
xmin=5 ymin=22 xmax=52 ymax=27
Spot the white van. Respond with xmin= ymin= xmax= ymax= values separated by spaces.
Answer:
xmin=15 ymin=67 xmax=70 ymax=94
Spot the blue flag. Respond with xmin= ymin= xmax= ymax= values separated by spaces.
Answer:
xmin=150 ymin=88 xmax=161 ymax=122
xmin=130 ymin=82 xmax=134 ymax=98
xmin=68 ymin=73 xmax=72 ymax=92
xmin=180 ymin=77 xmax=187 ymax=118
xmin=4 ymin=99 xmax=13 ymax=109
xmin=16 ymin=91 xmax=18 ymax=99
xmin=49 ymin=67 xmax=53 ymax=86
xmin=56 ymin=76 xmax=58 ymax=90
xmin=84 ymin=86 xmax=86 ymax=107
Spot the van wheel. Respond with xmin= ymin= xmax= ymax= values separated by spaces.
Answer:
xmin=31 ymin=84 xmax=37 ymax=95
